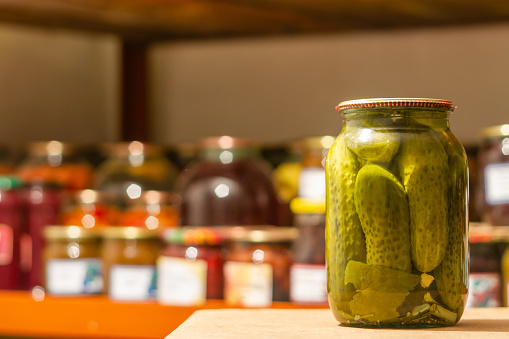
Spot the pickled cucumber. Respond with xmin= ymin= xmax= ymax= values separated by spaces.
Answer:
xmin=326 ymin=133 xmax=366 ymax=293
xmin=434 ymin=153 xmax=468 ymax=311
xmin=396 ymin=131 xmax=449 ymax=273
xmin=345 ymin=127 xmax=400 ymax=163
xmin=354 ymin=164 xmax=411 ymax=272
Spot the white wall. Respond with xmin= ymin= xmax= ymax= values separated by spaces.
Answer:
xmin=151 ymin=23 xmax=509 ymax=147
xmin=0 ymin=24 xmax=119 ymax=148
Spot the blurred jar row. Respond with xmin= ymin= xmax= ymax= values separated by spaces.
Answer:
xmin=41 ymin=225 xmax=327 ymax=306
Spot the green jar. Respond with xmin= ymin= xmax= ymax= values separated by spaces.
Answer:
xmin=325 ymin=98 xmax=468 ymax=327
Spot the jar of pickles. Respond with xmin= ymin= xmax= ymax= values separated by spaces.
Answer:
xmin=477 ymin=124 xmax=509 ymax=226
xmin=327 ymin=98 xmax=468 ymax=327
xmin=101 ymin=227 xmax=160 ymax=301
xmin=42 ymin=226 xmax=102 ymax=295
xmin=158 ymin=227 xmax=224 ymax=305
xmin=223 ymin=226 xmax=298 ymax=307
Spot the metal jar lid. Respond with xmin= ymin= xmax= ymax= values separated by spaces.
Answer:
xmin=162 ymin=227 xmax=224 ymax=246
xmin=43 ymin=225 xmax=101 ymax=240
xmin=101 ymin=226 xmax=161 ymax=240
xmin=336 ymin=98 xmax=456 ymax=113
xmin=224 ymin=226 xmax=299 ymax=243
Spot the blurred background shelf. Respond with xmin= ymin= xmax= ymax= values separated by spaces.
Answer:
xmin=1 ymin=0 xmax=509 ymax=41
xmin=0 ymin=290 xmax=327 ymax=339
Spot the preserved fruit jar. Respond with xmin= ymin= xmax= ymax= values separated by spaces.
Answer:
xmin=42 ymin=226 xmax=102 ymax=295
xmin=326 ymin=98 xmax=468 ymax=327
xmin=178 ymin=136 xmax=279 ymax=226
xmin=477 ymin=124 xmax=509 ymax=225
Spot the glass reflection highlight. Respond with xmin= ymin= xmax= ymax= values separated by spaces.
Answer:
xmin=214 ymin=184 xmax=230 ymax=198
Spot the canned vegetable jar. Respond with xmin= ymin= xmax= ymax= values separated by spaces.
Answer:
xmin=326 ymin=98 xmax=468 ymax=327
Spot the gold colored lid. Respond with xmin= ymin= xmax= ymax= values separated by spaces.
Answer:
xmin=200 ymin=136 xmax=256 ymax=150
xmin=101 ymin=226 xmax=161 ymax=240
xmin=480 ymin=124 xmax=509 ymax=139
xmin=27 ymin=141 xmax=79 ymax=156
xmin=336 ymin=98 xmax=456 ymax=113
xmin=100 ymin=141 xmax=163 ymax=157
xmin=43 ymin=226 xmax=101 ymax=240
xmin=223 ymin=226 xmax=299 ymax=243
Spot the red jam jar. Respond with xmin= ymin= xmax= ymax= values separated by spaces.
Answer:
xmin=223 ymin=226 xmax=298 ymax=307
xmin=177 ymin=136 xmax=280 ymax=226
xmin=0 ymin=176 xmax=23 ymax=290
xmin=158 ymin=227 xmax=224 ymax=305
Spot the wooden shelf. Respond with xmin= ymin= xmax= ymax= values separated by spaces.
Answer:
xmin=0 ymin=290 xmax=328 ymax=338
xmin=0 ymin=0 xmax=508 ymax=41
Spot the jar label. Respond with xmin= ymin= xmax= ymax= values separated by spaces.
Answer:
xmin=466 ymin=272 xmax=502 ymax=308
xmin=46 ymin=258 xmax=102 ymax=295
xmin=0 ymin=224 xmax=13 ymax=266
xmin=290 ymin=264 xmax=327 ymax=304
xmin=224 ymin=261 xmax=272 ymax=307
xmin=298 ymin=168 xmax=326 ymax=199
xmin=485 ymin=163 xmax=509 ymax=205
xmin=109 ymin=265 xmax=156 ymax=301
xmin=157 ymin=256 xmax=207 ymax=306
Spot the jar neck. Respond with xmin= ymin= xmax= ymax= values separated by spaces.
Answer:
xmin=200 ymin=148 xmax=258 ymax=163
xmin=343 ymin=108 xmax=451 ymax=130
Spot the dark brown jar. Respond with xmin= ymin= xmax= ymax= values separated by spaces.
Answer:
xmin=42 ymin=226 xmax=102 ymax=295
xmin=101 ymin=227 xmax=161 ymax=301
xmin=177 ymin=136 xmax=279 ymax=226
xmin=223 ymin=226 xmax=298 ymax=307
xmin=478 ymin=124 xmax=509 ymax=225
xmin=289 ymin=198 xmax=327 ymax=304
xmin=158 ymin=227 xmax=224 ymax=305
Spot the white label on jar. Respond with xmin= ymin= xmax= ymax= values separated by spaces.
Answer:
xmin=298 ymin=168 xmax=325 ymax=199
xmin=485 ymin=163 xmax=509 ymax=205
xmin=109 ymin=265 xmax=156 ymax=301
xmin=290 ymin=264 xmax=327 ymax=304
xmin=466 ymin=272 xmax=502 ymax=308
xmin=0 ymin=224 xmax=12 ymax=266
xmin=46 ymin=258 xmax=102 ymax=295
xmin=157 ymin=256 xmax=207 ymax=306
xmin=224 ymin=261 xmax=272 ymax=307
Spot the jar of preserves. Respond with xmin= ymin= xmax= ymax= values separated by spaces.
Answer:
xmin=16 ymin=141 xmax=93 ymax=191
xmin=61 ymin=189 xmax=120 ymax=228
xmin=223 ymin=226 xmax=298 ymax=307
xmin=24 ymin=182 xmax=64 ymax=289
xmin=119 ymin=190 xmax=179 ymax=229
xmin=477 ymin=124 xmax=509 ymax=226
xmin=0 ymin=176 xmax=23 ymax=290
xmin=94 ymin=141 xmax=179 ymax=208
xmin=158 ymin=227 xmax=224 ymax=305
xmin=178 ymin=136 xmax=279 ymax=226
xmin=42 ymin=226 xmax=102 ymax=295
xmin=289 ymin=198 xmax=327 ymax=304
xmin=467 ymin=240 xmax=502 ymax=308
xmin=101 ymin=227 xmax=160 ymax=301
xmin=297 ymin=136 xmax=334 ymax=200
xmin=327 ymin=98 xmax=468 ymax=327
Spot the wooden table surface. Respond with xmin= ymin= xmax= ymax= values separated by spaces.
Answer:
xmin=168 ymin=307 xmax=509 ymax=338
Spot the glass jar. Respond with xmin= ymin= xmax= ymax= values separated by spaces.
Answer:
xmin=101 ymin=227 xmax=160 ymax=301
xmin=177 ymin=136 xmax=280 ymax=226
xmin=477 ymin=124 xmax=509 ymax=226
xmin=223 ymin=226 xmax=298 ymax=307
xmin=42 ymin=226 xmax=102 ymax=295
xmin=467 ymin=241 xmax=502 ymax=308
xmin=327 ymin=98 xmax=468 ymax=327
xmin=0 ymin=176 xmax=23 ymax=290
xmin=24 ymin=182 xmax=64 ymax=289
xmin=158 ymin=227 xmax=224 ymax=305
xmin=289 ymin=198 xmax=327 ymax=304
xmin=119 ymin=190 xmax=180 ymax=229
xmin=94 ymin=141 xmax=179 ymax=209
xmin=16 ymin=141 xmax=93 ymax=191
xmin=297 ymin=136 xmax=334 ymax=200
xmin=61 ymin=189 xmax=120 ymax=228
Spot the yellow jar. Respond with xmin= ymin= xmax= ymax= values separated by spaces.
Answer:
xmin=42 ymin=226 xmax=102 ymax=295
xmin=101 ymin=227 xmax=161 ymax=301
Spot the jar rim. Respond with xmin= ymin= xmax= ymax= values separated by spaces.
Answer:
xmin=336 ymin=98 xmax=456 ymax=113
xmin=223 ymin=226 xmax=299 ymax=243
xmin=43 ymin=225 xmax=101 ymax=240
xmin=101 ymin=226 xmax=161 ymax=239
xmin=162 ymin=226 xmax=224 ymax=245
